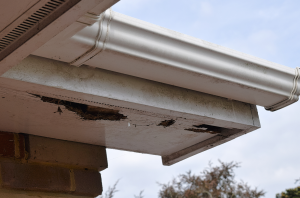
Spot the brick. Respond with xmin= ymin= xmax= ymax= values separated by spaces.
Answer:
xmin=27 ymin=135 xmax=107 ymax=171
xmin=73 ymin=169 xmax=102 ymax=197
xmin=0 ymin=133 xmax=105 ymax=197
xmin=0 ymin=162 xmax=71 ymax=193
xmin=0 ymin=131 xmax=15 ymax=158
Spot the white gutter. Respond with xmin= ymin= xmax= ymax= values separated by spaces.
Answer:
xmin=33 ymin=9 xmax=300 ymax=111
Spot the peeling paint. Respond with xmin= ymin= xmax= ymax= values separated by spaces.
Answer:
xmin=185 ymin=124 xmax=223 ymax=134
xmin=33 ymin=95 xmax=127 ymax=121
xmin=158 ymin=119 xmax=175 ymax=127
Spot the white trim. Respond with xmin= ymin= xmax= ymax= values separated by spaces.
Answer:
xmin=1 ymin=55 xmax=260 ymax=165
xmin=70 ymin=9 xmax=113 ymax=66
xmin=33 ymin=10 xmax=300 ymax=111
xmin=265 ymin=67 xmax=300 ymax=111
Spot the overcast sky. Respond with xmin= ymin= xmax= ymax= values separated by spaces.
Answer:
xmin=99 ymin=1 xmax=300 ymax=197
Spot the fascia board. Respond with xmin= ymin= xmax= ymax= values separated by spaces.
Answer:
xmin=0 ymin=55 xmax=260 ymax=165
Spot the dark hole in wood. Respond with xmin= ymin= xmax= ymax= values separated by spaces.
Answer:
xmin=33 ymin=94 xmax=127 ymax=121
xmin=158 ymin=119 xmax=175 ymax=127
xmin=185 ymin=124 xmax=224 ymax=134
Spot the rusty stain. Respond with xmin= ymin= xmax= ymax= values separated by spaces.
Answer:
xmin=185 ymin=124 xmax=223 ymax=134
xmin=34 ymin=95 xmax=127 ymax=121
xmin=158 ymin=119 xmax=175 ymax=127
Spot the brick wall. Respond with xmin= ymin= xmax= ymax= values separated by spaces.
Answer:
xmin=0 ymin=131 xmax=107 ymax=197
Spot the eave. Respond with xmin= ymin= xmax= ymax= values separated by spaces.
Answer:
xmin=0 ymin=0 xmax=119 ymax=75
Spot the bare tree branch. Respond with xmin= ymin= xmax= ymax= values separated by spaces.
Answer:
xmin=134 ymin=190 xmax=145 ymax=198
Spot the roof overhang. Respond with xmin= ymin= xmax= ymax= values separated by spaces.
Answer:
xmin=0 ymin=55 xmax=260 ymax=165
xmin=1 ymin=6 xmax=296 ymax=165
xmin=0 ymin=0 xmax=119 ymax=75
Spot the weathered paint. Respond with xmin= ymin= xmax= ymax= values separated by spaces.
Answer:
xmin=0 ymin=56 xmax=260 ymax=164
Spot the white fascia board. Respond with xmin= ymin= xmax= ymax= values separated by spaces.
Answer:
xmin=33 ymin=10 xmax=300 ymax=111
xmin=0 ymin=55 xmax=260 ymax=165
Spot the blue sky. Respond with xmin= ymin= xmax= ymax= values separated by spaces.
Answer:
xmin=99 ymin=1 xmax=300 ymax=197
